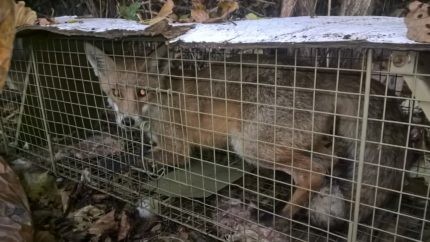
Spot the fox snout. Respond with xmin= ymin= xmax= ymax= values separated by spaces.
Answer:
xmin=107 ymin=97 xmax=145 ymax=129
xmin=116 ymin=113 xmax=143 ymax=128
xmin=121 ymin=116 xmax=137 ymax=127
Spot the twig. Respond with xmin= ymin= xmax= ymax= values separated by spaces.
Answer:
xmin=280 ymin=0 xmax=297 ymax=17
xmin=245 ymin=8 xmax=264 ymax=17
xmin=254 ymin=0 xmax=276 ymax=5
xmin=5 ymin=110 xmax=18 ymax=121
xmin=63 ymin=168 xmax=91 ymax=216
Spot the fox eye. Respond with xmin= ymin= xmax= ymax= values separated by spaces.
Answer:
xmin=137 ymin=88 xmax=146 ymax=97
xmin=112 ymin=88 xmax=120 ymax=97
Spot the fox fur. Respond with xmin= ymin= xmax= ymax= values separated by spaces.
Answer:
xmin=84 ymin=42 xmax=418 ymax=230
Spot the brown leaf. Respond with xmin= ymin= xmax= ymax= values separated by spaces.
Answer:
xmin=117 ymin=211 xmax=131 ymax=241
xmin=143 ymin=18 xmax=170 ymax=36
xmin=177 ymin=226 xmax=190 ymax=240
xmin=217 ymin=0 xmax=239 ymax=18
xmin=59 ymin=188 xmax=71 ymax=213
xmin=405 ymin=1 xmax=430 ymax=43
xmin=88 ymin=210 xmax=118 ymax=238
xmin=0 ymin=156 xmax=33 ymax=242
xmin=36 ymin=18 xmax=57 ymax=26
xmin=15 ymin=1 xmax=37 ymax=27
xmin=72 ymin=205 xmax=105 ymax=231
xmin=191 ymin=0 xmax=210 ymax=23
xmin=162 ymin=25 xmax=194 ymax=39
xmin=204 ymin=0 xmax=239 ymax=23
xmin=158 ymin=0 xmax=175 ymax=17
xmin=142 ymin=18 xmax=194 ymax=39
xmin=0 ymin=0 xmax=15 ymax=91
xmin=141 ymin=0 xmax=174 ymax=26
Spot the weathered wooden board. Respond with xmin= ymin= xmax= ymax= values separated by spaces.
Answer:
xmin=15 ymin=16 xmax=430 ymax=50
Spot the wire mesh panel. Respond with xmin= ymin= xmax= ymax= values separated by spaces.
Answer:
xmin=1 ymin=35 xmax=430 ymax=242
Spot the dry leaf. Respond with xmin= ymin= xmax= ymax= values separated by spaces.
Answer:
xmin=142 ymin=18 xmax=194 ymax=39
xmin=59 ymin=188 xmax=71 ymax=213
xmin=88 ymin=210 xmax=118 ymax=238
xmin=157 ymin=0 xmax=175 ymax=18
xmin=36 ymin=18 xmax=57 ymax=26
xmin=141 ymin=0 xmax=174 ymax=26
xmin=15 ymin=1 xmax=37 ymax=27
xmin=72 ymin=205 xmax=105 ymax=231
xmin=0 ymin=0 xmax=15 ymax=91
xmin=161 ymin=25 xmax=194 ymax=39
xmin=0 ymin=156 xmax=33 ymax=242
xmin=217 ymin=0 xmax=239 ymax=16
xmin=169 ymin=13 xmax=179 ymax=22
xmin=177 ymin=226 xmax=190 ymax=240
xmin=191 ymin=0 xmax=210 ymax=23
xmin=405 ymin=1 xmax=430 ymax=43
xmin=205 ymin=0 xmax=239 ymax=23
xmin=143 ymin=18 xmax=170 ymax=36
xmin=117 ymin=211 xmax=131 ymax=241
xmin=151 ymin=223 xmax=162 ymax=233
xmin=245 ymin=13 xmax=260 ymax=20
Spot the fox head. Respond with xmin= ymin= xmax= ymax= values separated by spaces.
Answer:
xmin=84 ymin=42 xmax=168 ymax=128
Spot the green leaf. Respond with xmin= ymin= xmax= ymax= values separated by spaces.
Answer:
xmin=118 ymin=2 xmax=142 ymax=21
xmin=245 ymin=13 xmax=260 ymax=20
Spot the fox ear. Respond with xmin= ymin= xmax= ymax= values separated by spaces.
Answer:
xmin=84 ymin=43 xmax=116 ymax=77
xmin=147 ymin=44 xmax=170 ymax=75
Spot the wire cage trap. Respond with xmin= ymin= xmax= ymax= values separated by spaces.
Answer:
xmin=2 ymin=19 xmax=430 ymax=242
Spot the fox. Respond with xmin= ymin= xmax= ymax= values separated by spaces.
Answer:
xmin=84 ymin=42 xmax=418 ymax=232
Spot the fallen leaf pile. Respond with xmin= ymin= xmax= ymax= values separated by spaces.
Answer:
xmin=405 ymin=1 xmax=430 ymax=43
xmin=138 ymin=0 xmax=240 ymax=25
xmin=16 ymin=161 xmax=134 ymax=241
xmin=214 ymin=198 xmax=286 ymax=242
xmin=187 ymin=0 xmax=240 ymax=23
xmin=0 ymin=155 xmax=209 ymax=242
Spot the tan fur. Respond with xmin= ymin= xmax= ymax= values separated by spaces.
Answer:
xmin=84 ymin=43 xmax=410 ymax=226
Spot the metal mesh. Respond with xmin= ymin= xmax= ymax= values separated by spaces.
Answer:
xmin=1 ymin=36 xmax=430 ymax=242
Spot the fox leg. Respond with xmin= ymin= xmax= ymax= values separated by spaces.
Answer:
xmin=276 ymin=151 xmax=326 ymax=219
xmin=231 ymin=135 xmax=328 ymax=220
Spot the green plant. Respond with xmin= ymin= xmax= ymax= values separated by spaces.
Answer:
xmin=117 ymin=1 xmax=142 ymax=20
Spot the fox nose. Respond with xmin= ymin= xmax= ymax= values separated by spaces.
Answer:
xmin=121 ymin=117 xmax=135 ymax=127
